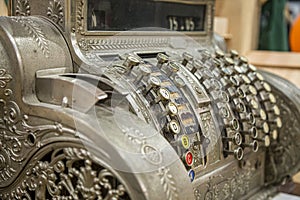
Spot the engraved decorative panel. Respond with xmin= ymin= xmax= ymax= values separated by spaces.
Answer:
xmin=0 ymin=69 xmax=75 ymax=187
xmin=0 ymin=69 xmax=12 ymax=88
xmin=16 ymin=0 xmax=31 ymax=16
xmin=265 ymin=93 xmax=300 ymax=184
xmin=0 ymin=68 xmax=130 ymax=199
xmin=158 ymin=167 xmax=178 ymax=200
xmin=10 ymin=17 xmax=50 ymax=58
xmin=75 ymin=0 xmax=85 ymax=34
xmin=0 ymin=147 xmax=130 ymax=199
xmin=78 ymin=38 xmax=170 ymax=52
xmin=47 ymin=0 xmax=64 ymax=25
xmin=121 ymin=126 xmax=179 ymax=200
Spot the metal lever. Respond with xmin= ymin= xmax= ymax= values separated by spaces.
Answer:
xmin=36 ymin=68 xmax=107 ymax=113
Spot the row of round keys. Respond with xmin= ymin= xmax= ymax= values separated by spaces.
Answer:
xmin=212 ymin=52 xmax=278 ymax=125
xmin=197 ymin=50 xmax=275 ymax=160
xmin=224 ymin=51 xmax=282 ymax=152
xmin=172 ymin=53 xmax=242 ymax=163
xmin=217 ymin=56 xmax=263 ymax=155
xmin=118 ymin=55 xmax=192 ymax=144
xmin=155 ymin=54 xmax=199 ymax=168
xmin=124 ymin=54 xmax=200 ymax=168
xmin=144 ymin=77 xmax=183 ymax=136
xmin=227 ymin=50 xmax=282 ymax=140
xmin=169 ymin=51 xmax=248 ymax=161
xmin=206 ymin=52 xmax=258 ymax=153
xmin=176 ymin=50 xmax=281 ymax=162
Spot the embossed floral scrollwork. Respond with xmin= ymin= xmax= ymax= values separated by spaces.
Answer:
xmin=265 ymin=94 xmax=300 ymax=184
xmin=78 ymin=38 xmax=89 ymax=51
xmin=158 ymin=167 xmax=178 ymax=200
xmin=0 ymin=69 xmax=12 ymax=89
xmin=0 ymin=155 xmax=5 ymax=171
xmin=10 ymin=17 xmax=50 ymax=58
xmin=47 ymin=0 xmax=64 ymax=25
xmin=1 ymin=147 xmax=130 ymax=200
xmin=16 ymin=0 xmax=31 ymax=16
xmin=3 ymin=101 xmax=22 ymax=128
xmin=141 ymin=144 xmax=163 ymax=165
xmin=0 ymin=142 xmax=15 ymax=183
xmin=76 ymin=0 xmax=85 ymax=34
xmin=0 ymin=75 xmax=78 ymax=188
xmin=120 ymin=125 xmax=178 ymax=200
xmin=203 ymin=170 xmax=254 ymax=199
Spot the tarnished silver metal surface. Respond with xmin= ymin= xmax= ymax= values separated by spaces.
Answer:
xmin=0 ymin=0 xmax=300 ymax=199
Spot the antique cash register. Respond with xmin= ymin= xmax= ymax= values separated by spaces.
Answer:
xmin=0 ymin=0 xmax=300 ymax=199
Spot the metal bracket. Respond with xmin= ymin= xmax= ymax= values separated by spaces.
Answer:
xmin=36 ymin=68 xmax=108 ymax=113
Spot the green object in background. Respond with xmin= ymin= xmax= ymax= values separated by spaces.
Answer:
xmin=4 ymin=0 xmax=8 ymax=6
xmin=259 ymin=0 xmax=289 ymax=51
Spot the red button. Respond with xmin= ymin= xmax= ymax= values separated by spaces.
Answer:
xmin=185 ymin=151 xmax=193 ymax=166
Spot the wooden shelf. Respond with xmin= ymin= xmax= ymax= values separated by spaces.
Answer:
xmin=246 ymin=50 xmax=300 ymax=88
xmin=247 ymin=50 xmax=300 ymax=69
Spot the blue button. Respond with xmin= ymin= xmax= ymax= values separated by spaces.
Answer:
xmin=188 ymin=169 xmax=195 ymax=182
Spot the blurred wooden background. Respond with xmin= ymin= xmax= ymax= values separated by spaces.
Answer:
xmin=1 ymin=0 xmax=299 ymax=88
xmin=247 ymin=51 xmax=300 ymax=87
xmin=215 ymin=0 xmax=300 ymax=88
xmin=215 ymin=0 xmax=261 ymax=55
xmin=0 ymin=0 xmax=8 ymax=16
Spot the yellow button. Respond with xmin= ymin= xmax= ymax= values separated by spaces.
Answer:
xmin=181 ymin=135 xmax=190 ymax=149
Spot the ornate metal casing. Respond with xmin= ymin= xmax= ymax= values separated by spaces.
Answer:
xmin=0 ymin=0 xmax=300 ymax=199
